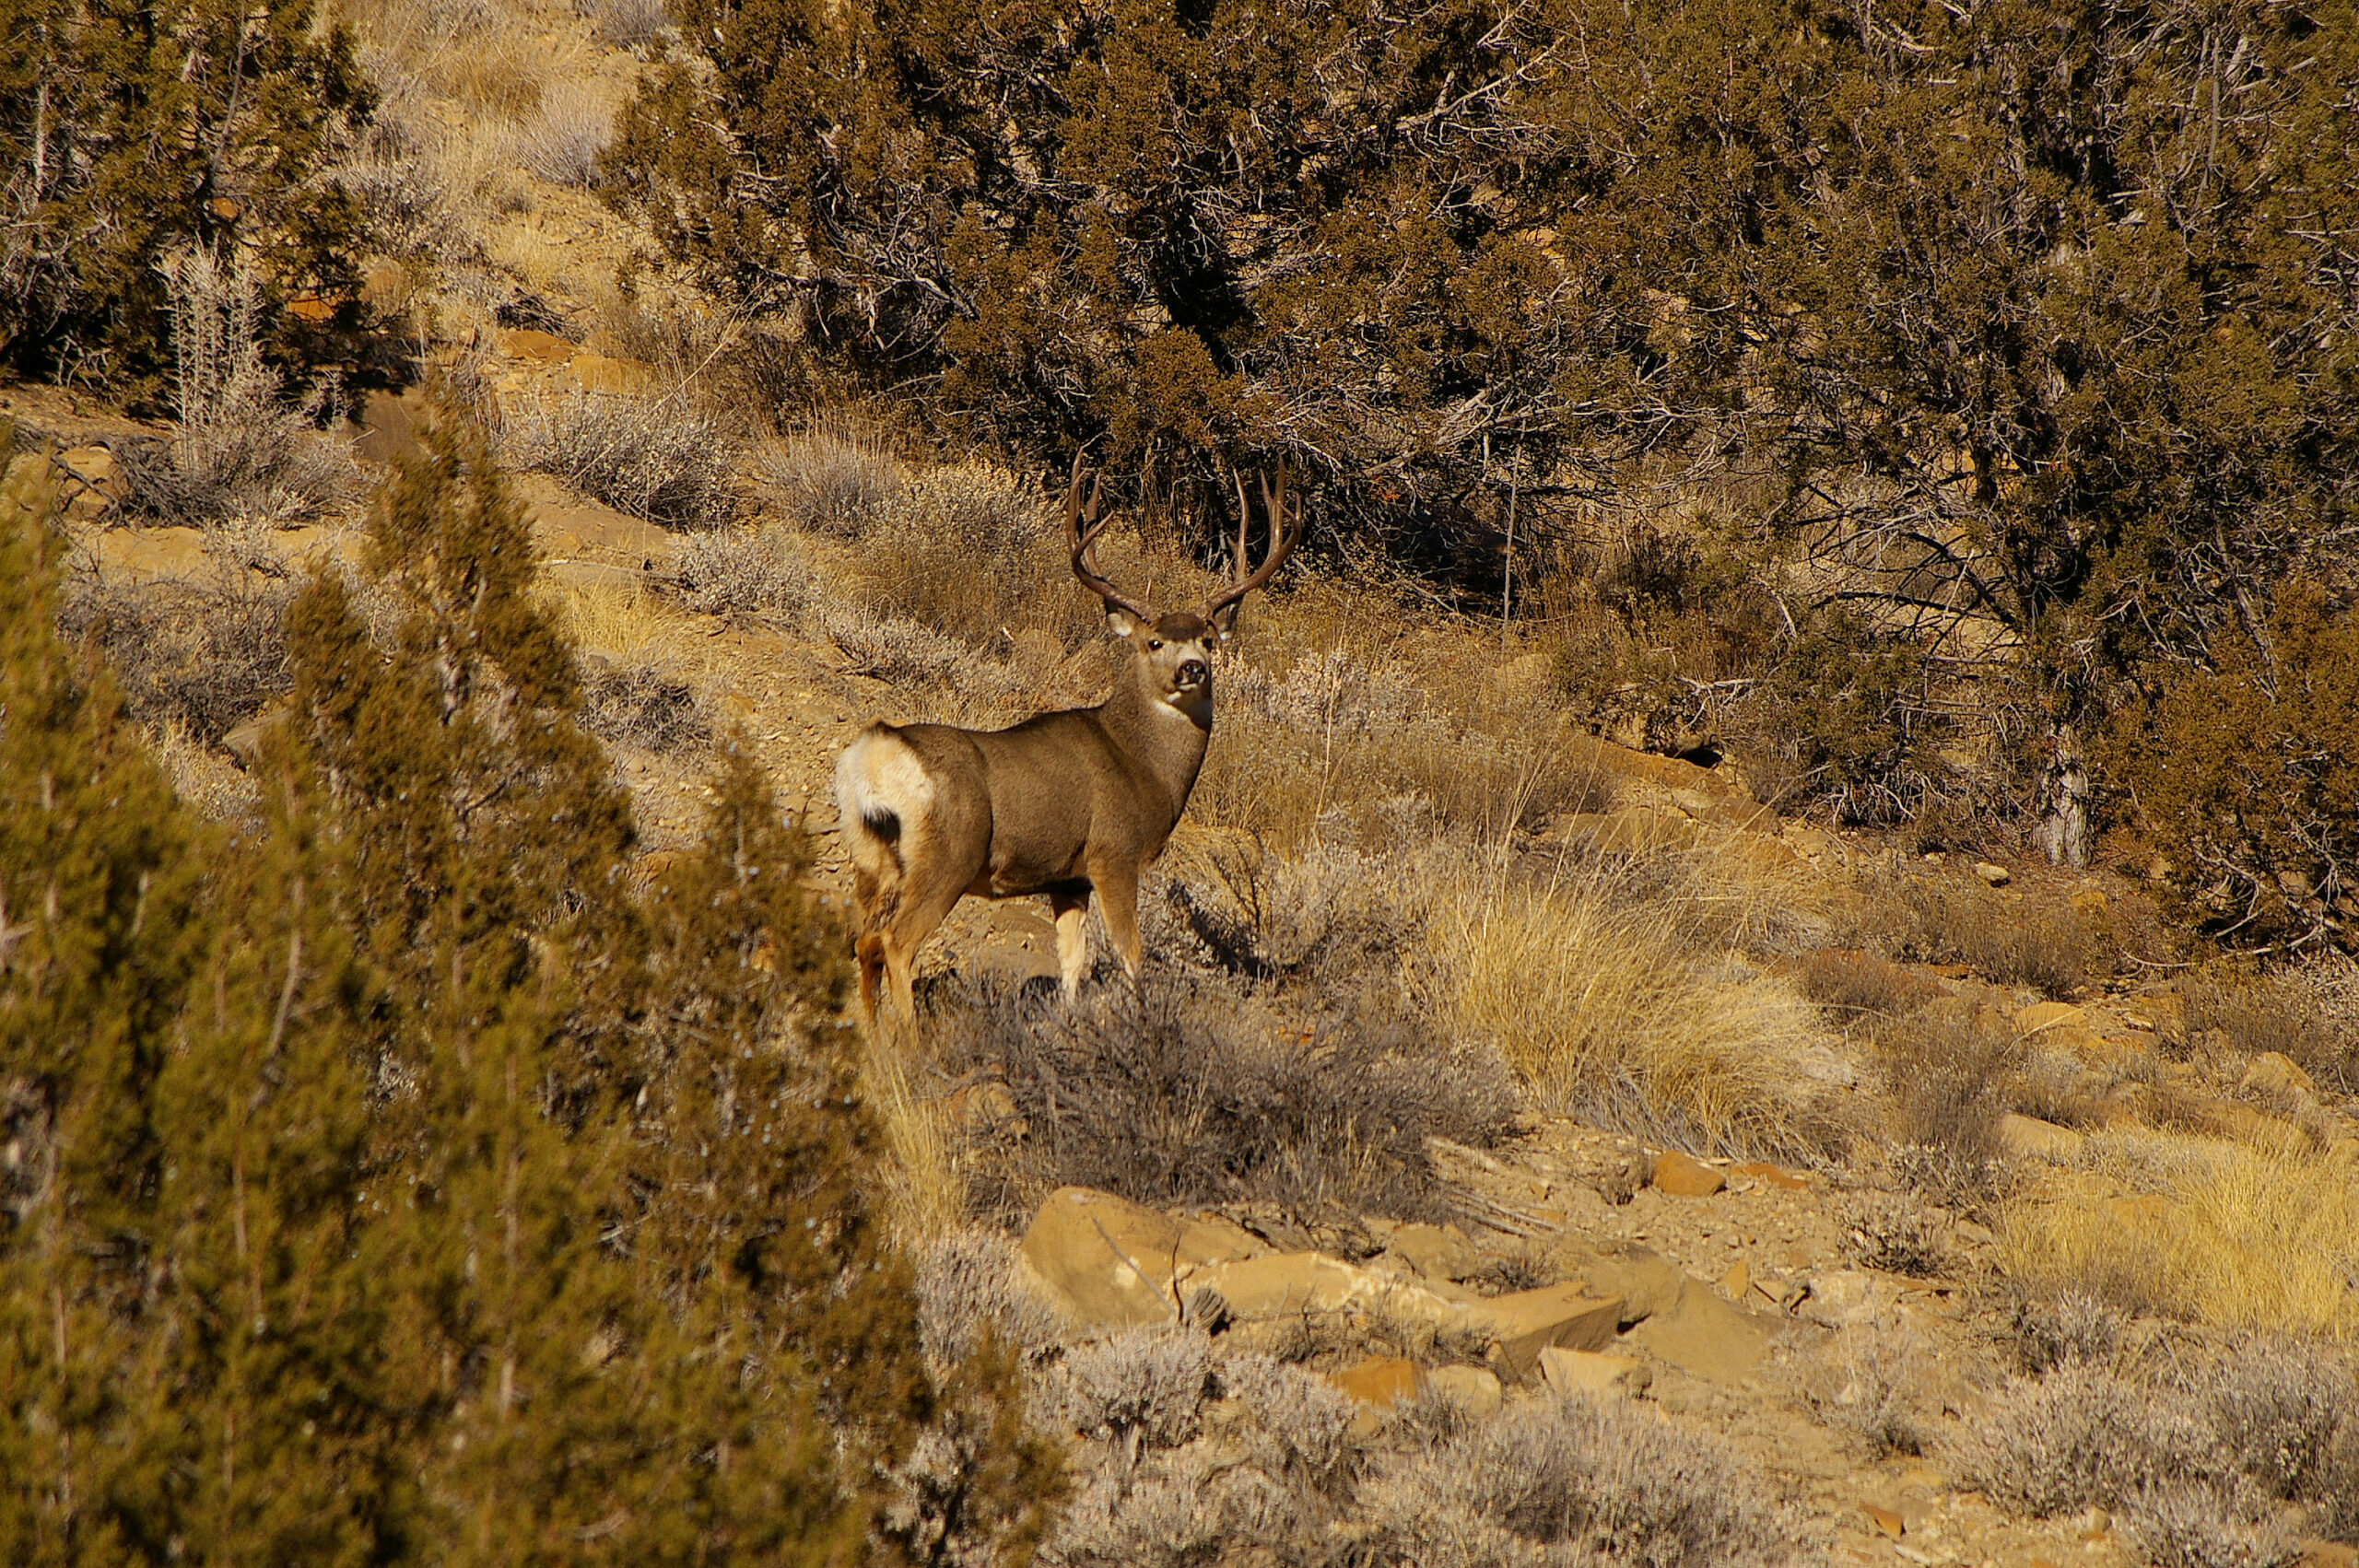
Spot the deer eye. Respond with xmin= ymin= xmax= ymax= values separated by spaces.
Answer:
xmin=1149 ymin=639 xmax=1164 ymax=650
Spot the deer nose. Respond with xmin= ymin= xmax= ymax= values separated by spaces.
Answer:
xmin=1178 ymin=659 xmax=1208 ymax=686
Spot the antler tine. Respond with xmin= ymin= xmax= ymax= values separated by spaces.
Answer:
xmin=1063 ymin=455 xmax=1155 ymax=625
xmin=1203 ymin=456 xmax=1300 ymax=622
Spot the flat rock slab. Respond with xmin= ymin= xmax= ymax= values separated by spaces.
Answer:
xmin=1463 ymin=1283 xmax=1625 ymax=1380
xmin=1021 ymin=1186 xmax=1271 ymax=1332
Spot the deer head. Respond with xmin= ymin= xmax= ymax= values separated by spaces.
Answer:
xmin=1064 ymin=456 xmax=1300 ymax=714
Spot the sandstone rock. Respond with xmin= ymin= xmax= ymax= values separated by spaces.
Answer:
xmin=1330 ymin=1355 xmax=1421 ymax=1408
xmin=2015 ymin=1000 xmax=2103 ymax=1050
xmin=1537 ymin=1347 xmax=1651 ymax=1398
xmin=1555 ymin=1244 xmax=1773 ymax=1385
xmin=1996 ymin=1112 xmax=2085 ymax=1162
xmin=1972 ymin=860 xmax=2012 ymax=887
xmin=1731 ymin=1160 xmax=1813 ymax=1191
xmin=1860 ymin=1503 xmax=1905 ymax=1539
xmin=58 ymin=445 xmax=124 ymax=521
xmin=1560 ymin=809 xmax=1703 ymax=854
xmin=1649 ymin=1151 xmax=1725 ymax=1198
xmin=1424 ymin=1363 xmax=1502 ymax=1416
xmin=2070 ymin=888 xmax=2109 ymax=917
xmin=2240 ymin=1050 xmax=2320 ymax=1103
xmin=1463 ymin=1283 xmax=1625 ymax=1380
xmin=1020 ymin=1187 xmax=1271 ymax=1331
xmin=1795 ymin=1269 xmax=1885 ymax=1329
xmin=1382 ymin=1222 xmax=1482 ymax=1281
xmin=500 ymin=327 xmax=576 ymax=362
xmin=572 ymin=352 xmax=656 ymax=394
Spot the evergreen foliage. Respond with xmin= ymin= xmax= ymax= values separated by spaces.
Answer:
xmin=1 ymin=421 xmax=1061 ymax=1562
xmin=0 ymin=0 xmax=372 ymax=394
xmin=611 ymin=0 xmax=2359 ymax=851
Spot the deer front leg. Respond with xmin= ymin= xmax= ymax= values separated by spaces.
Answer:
xmin=1049 ymin=884 xmax=1092 ymax=1000
xmin=1089 ymin=862 xmax=1144 ymax=984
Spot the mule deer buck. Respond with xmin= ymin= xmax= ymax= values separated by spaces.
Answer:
xmin=834 ymin=458 xmax=1300 ymax=1031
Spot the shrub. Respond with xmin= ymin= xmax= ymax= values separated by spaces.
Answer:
xmin=1043 ymin=1328 xmax=1214 ymax=1453
xmin=2007 ymin=1292 xmax=2127 ymax=1377
xmin=118 ymin=246 xmax=358 ymax=526
xmin=56 ymin=530 xmax=294 ymax=743
xmin=1788 ymin=1323 xmax=1939 ymax=1459
xmin=752 ymin=420 xmax=901 ymax=536
xmin=912 ymin=1228 xmax=1065 ymax=1373
xmin=1947 ymin=1364 xmax=2221 ymax=1518
xmin=669 ymin=524 xmax=809 ymax=620
xmin=577 ymin=0 xmax=669 ymax=48
xmin=0 ymin=0 xmax=371 ymax=395
xmin=580 ymin=659 xmax=710 ymax=752
xmin=505 ymin=385 xmax=739 ymax=527
xmin=1874 ymin=1009 xmax=2021 ymax=1208
xmin=2174 ymin=966 xmax=2358 ymax=1095
xmin=2108 ymin=582 xmax=2359 ymax=953
xmin=931 ymin=970 xmax=1517 ymax=1229
xmin=513 ymin=77 xmax=615 ymax=187
xmin=1363 ymin=1391 xmax=1807 ymax=1567
xmin=1842 ymin=1192 xmax=1948 ymax=1278
xmin=2120 ymin=1481 xmax=2305 ymax=1568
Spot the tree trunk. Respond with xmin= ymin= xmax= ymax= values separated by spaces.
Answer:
xmin=2036 ymin=722 xmax=2091 ymax=868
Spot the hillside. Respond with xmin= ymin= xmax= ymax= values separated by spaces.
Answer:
xmin=5 ymin=0 xmax=2359 ymax=1565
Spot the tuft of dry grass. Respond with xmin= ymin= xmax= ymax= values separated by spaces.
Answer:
xmin=752 ymin=419 xmax=903 ymax=537
xmin=1998 ymin=1132 xmax=2359 ymax=1338
xmin=1410 ymin=850 xmax=1849 ymax=1160
xmin=1848 ymin=870 xmax=2093 ymax=1000
xmin=859 ymin=1026 xmax=968 ymax=1248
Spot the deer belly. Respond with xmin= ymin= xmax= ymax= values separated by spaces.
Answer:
xmin=980 ymin=831 xmax=1088 ymax=896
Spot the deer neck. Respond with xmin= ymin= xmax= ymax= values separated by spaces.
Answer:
xmin=1097 ymin=659 xmax=1213 ymax=824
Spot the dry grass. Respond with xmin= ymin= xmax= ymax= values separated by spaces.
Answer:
xmin=505 ymin=386 xmax=740 ymax=528
xmin=752 ymin=419 xmax=903 ymax=537
xmin=546 ymin=576 xmax=685 ymax=664
xmin=860 ymin=1028 xmax=968 ymax=1248
xmin=1998 ymin=1132 xmax=2359 ymax=1338
xmin=1847 ymin=869 xmax=2093 ymax=1000
xmin=2174 ymin=965 xmax=2359 ymax=1095
xmin=1410 ymin=850 xmax=1849 ymax=1160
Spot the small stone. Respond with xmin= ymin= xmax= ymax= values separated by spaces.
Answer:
xmin=1329 ymin=1355 xmax=1421 ymax=1409
xmin=2240 ymin=1050 xmax=2319 ymax=1102
xmin=1649 ymin=1150 xmax=1725 ymax=1198
xmin=1423 ymin=1364 xmax=1502 ymax=1416
xmin=2069 ymin=887 xmax=2109 ymax=916
xmin=1537 ymin=1347 xmax=1651 ymax=1398
xmin=1383 ymin=1222 xmax=1482 ymax=1281
xmin=1860 ymin=1503 xmax=1905 ymax=1539
xmin=1719 ymin=1258 xmax=1751 ymax=1300
xmin=1972 ymin=860 xmax=2011 ymax=887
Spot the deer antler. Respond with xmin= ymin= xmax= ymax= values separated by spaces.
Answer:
xmin=1203 ymin=459 xmax=1300 ymax=626
xmin=1064 ymin=453 xmax=1156 ymax=625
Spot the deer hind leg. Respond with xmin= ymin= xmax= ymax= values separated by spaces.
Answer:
xmin=874 ymin=827 xmax=978 ymax=1030
xmin=1048 ymin=883 xmax=1092 ymax=1000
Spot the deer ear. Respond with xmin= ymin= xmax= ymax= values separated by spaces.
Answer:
xmin=1210 ymin=602 xmax=1241 ymax=642
xmin=1104 ymin=606 xmax=1139 ymax=638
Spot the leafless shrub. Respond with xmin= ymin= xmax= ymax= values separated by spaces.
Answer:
xmin=1842 ymin=1191 xmax=1948 ymax=1277
xmin=514 ymin=78 xmax=614 ymax=186
xmin=1945 ymin=1364 xmax=2222 ymax=1517
xmin=1043 ymin=1328 xmax=1213 ymax=1454
xmin=2175 ymin=967 xmax=2358 ymax=1095
xmin=1040 ymin=1451 xmax=1225 ymax=1568
xmin=752 ymin=421 xmax=901 ymax=536
xmin=148 ymin=718 xmax=262 ymax=825
xmin=1215 ymin=1353 xmax=1357 ymax=1493
xmin=668 ymin=525 xmax=806 ymax=621
xmin=1362 ymin=1390 xmax=1808 ymax=1568
xmin=576 ymin=0 xmax=669 ymax=47
xmin=59 ymin=537 xmax=293 ymax=743
xmin=2006 ymin=1292 xmax=2127 ymax=1376
xmin=931 ymin=971 xmax=1518 ymax=1230
xmin=1156 ymin=837 xmax=1429 ymax=990
xmin=913 ymin=1228 xmax=1064 ymax=1374
xmin=121 ymin=246 xmax=357 ymax=526
xmin=1877 ymin=1009 xmax=2023 ymax=1209
xmin=2195 ymin=1343 xmax=2359 ymax=1510
xmin=1789 ymin=1324 xmax=1939 ymax=1459
xmin=505 ymin=387 xmax=738 ymax=528
xmin=581 ymin=661 xmax=708 ymax=753
xmin=1860 ymin=872 xmax=2091 ymax=999
xmin=2119 ymin=1482 xmax=2306 ymax=1568
xmin=843 ymin=462 xmax=1101 ymax=651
